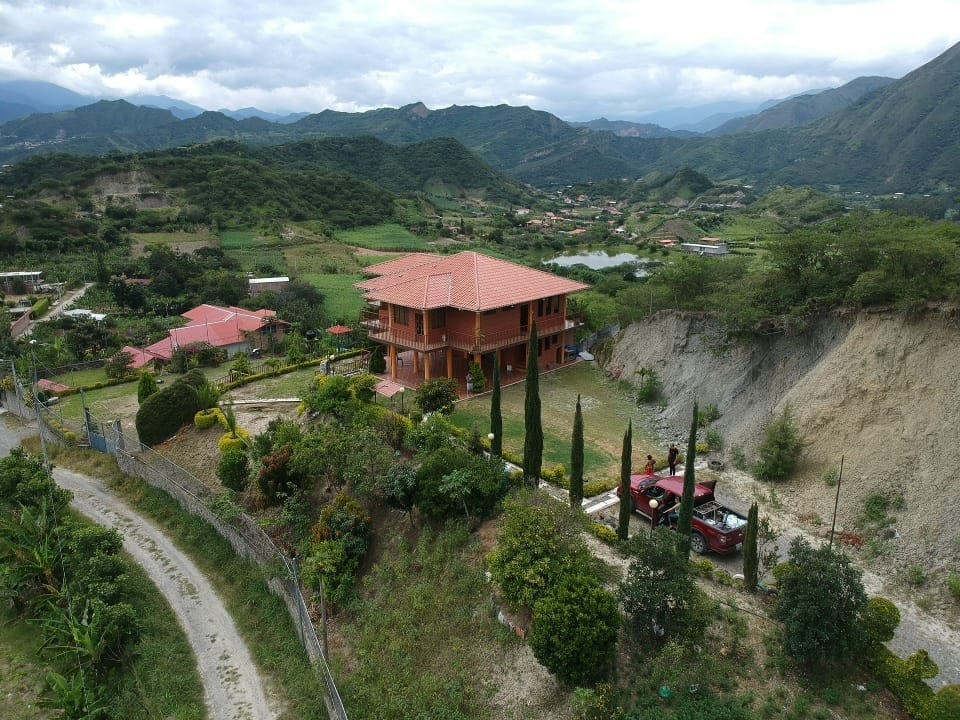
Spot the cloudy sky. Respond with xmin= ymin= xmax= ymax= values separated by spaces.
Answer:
xmin=1 ymin=0 xmax=957 ymax=120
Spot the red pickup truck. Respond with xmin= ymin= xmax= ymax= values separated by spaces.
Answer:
xmin=618 ymin=474 xmax=747 ymax=555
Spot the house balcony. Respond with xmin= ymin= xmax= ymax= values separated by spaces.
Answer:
xmin=360 ymin=315 xmax=578 ymax=354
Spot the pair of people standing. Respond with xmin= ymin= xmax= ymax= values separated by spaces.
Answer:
xmin=644 ymin=444 xmax=681 ymax=475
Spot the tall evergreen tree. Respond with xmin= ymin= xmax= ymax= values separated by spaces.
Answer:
xmin=523 ymin=323 xmax=543 ymax=486
xmin=742 ymin=502 xmax=760 ymax=592
xmin=676 ymin=402 xmax=699 ymax=558
xmin=490 ymin=357 xmax=502 ymax=457
xmin=617 ymin=419 xmax=633 ymax=541
xmin=570 ymin=394 xmax=584 ymax=510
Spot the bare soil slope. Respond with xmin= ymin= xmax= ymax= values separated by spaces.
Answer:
xmin=605 ymin=309 xmax=960 ymax=586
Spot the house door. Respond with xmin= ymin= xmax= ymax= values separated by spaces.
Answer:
xmin=520 ymin=305 xmax=529 ymax=333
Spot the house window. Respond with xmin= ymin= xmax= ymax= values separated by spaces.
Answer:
xmin=552 ymin=296 xmax=561 ymax=314
xmin=393 ymin=306 xmax=409 ymax=325
xmin=537 ymin=298 xmax=545 ymax=317
xmin=430 ymin=308 xmax=446 ymax=328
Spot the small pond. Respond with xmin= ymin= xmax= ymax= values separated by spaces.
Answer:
xmin=543 ymin=250 xmax=661 ymax=277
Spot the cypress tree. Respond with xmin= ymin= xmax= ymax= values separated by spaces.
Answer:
xmin=676 ymin=402 xmax=699 ymax=558
xmin=490 ymin=357 xmax=502 ymax=456
xmin=742 ymin=502 xmax=760 ymax=592
xmin=570 ymin=393 xmax=585 ymax=510
xmin=617 ymin=419 xmax=633 ymax=541
xmin=523 ymin=323 xmax=543 ymax=486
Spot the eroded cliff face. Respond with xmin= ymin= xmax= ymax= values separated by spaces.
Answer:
xmin=604 ymin=309 xmax=960 ymax=576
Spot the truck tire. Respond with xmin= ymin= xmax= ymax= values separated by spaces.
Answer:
xmin=690 ymin=532 xmax=708 ymax=555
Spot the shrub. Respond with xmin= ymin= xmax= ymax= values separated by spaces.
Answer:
xmin=135 ymin=380 xmax=200 ymax=446
xmin=195 ymin=383 xmax=220 ymax=411
xmin=218 ymin=447 xmax=249 ymax=491
xmin=755 ymin=405 xmax=803 ymax=482
xmin=368 ymin=345 xmax=386 ymax=373
xmin=218 ymin=428 xmax=251 ymax=454
xmin=571 ymin=684 xmax=624 ymax=720
xmin=947 ymin=574 xmax=960 ymax=600
xmin=583 ymin=479 xmax=617 ymax=497
xmin=530 ymin=575 xmax=620 ymax=686
xmin=488 ymin=494 xmax=597 ymax=609
xmin=705 ymin=427 xmax=723 ymax=451
xmin=137 ymin=371 xmax=159 ymax=404
xmin=467 ymin=362 xmax=486 ymax=393
xmin=303 ymin=492 xmax=371 ymax=603
xmin=415 ymin=377 xmax=458 ymax=414
xmin=230 ymin=352 xmax=252 ymax=376
xmin=861 ymin=597 xmax=901 ymax=645
xmin=697 ymin=403 xmax=721 ymax=427
xmin=194 ymin=408 xmax=224 ymax=430
xmin=105 ymin=350 xmax=134 ymax=379
xmin=588 ymin=522 xmax=619 ymax=544
xmin=255 ymin=443 xmax=295 ymax=502
xmin=415 ymin=447 xmax=506 ymax=520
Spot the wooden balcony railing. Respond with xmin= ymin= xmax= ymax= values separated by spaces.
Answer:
xmin=359 ymin=314 xmax=578 ymax=353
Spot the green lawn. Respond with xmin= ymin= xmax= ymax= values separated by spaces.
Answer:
xmin=219 ymin=230 xmax=264 ymax=249
xmin=449 ymin=362 xmax=659 ymax=483
xmin=336 ymin=224 xmax=431 ymax=251
xmin=719 ymin=216 xmax=787 ymax=244
xmin=0 ymin=611 xmax=54 ymax=720
xmin=224 ymin=246 xmax=288 ymax=273
xmin=302 ymin=273 xmax=366 ymax=325
xmin=50 ymin=366 xmax=115 ymax=388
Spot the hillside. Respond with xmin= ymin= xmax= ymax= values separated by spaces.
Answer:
xmin=604 ymin=309 xmax=960 ymax=587
xmin=710 ymin=76 xmax=894 ymax=135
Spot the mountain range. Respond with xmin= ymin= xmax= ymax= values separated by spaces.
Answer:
xmin=1 ymin=41 xmax=958 ymax=193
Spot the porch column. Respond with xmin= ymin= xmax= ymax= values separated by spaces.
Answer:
xmin=446 ymin=348 xmax=454 ymax=379
xmin=389 ymin=345 xmax=398 ymax=379
xmin=413 ymin=351 xmax=420 ymax=373
xmin=473 ymin=352 xmax=481 ymax=365
xmin=424 ymin=352 xmax=432 ymax=381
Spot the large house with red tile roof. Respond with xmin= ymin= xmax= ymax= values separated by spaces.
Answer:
xmin=356 ymin=251 xmax=590 ymax=384
xmin=123 ymin=304 xmax=288 ymax=369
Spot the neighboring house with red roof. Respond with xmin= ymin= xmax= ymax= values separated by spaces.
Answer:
xmin=356 ymin=251 xmax=590 ymax=383
xmin=123 ymin=304 xmax=288 ymax=369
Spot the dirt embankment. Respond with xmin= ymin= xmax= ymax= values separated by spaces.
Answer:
xmin=604 ymin=309 xmax=960 ymax=591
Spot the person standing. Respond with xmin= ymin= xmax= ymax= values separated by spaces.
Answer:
xmin=668 ymin=444 xmax=680 ymax=475
xmin=644 ymin=454 xmax=656 ymax=474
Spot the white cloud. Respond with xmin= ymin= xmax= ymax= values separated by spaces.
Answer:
xmin=0 ymin=0 xmax=957 ymax=119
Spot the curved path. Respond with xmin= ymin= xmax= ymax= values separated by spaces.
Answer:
xmin=52 ymin=466 xmax=277 ymax=720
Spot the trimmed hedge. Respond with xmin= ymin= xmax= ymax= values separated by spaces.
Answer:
xmin=135 ymin=380 xmax=200 ymax=447
xmin=218 ymin=429 xmax=252 ymax=454
xmin=56 ymin=375 xmax=138 ymax=398
xmin=194 ymin=408 xmax=225 ymax=430
xmin=30 ymin=297 xmax=50 ymax=317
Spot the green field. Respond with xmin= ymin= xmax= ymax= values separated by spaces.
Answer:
xmin=302 ymin=273 xmax=366 ymax=325
xmin=449 ymin=362 xmax=659 ymax=483
xmin=336 ymin=224 xmax=431 ymax=251
xmin=719 ymin=216 xmax=787 ymax=244
xmin=129 ymin=231 xmax=211 ymax=245
xmin=219 ymin=230 xmax=266 ymax=249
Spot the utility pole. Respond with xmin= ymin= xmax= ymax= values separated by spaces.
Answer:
xmin=829 ymin=455 xmax=844 ymax=547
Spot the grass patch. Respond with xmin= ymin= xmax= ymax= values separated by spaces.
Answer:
xmin=221 ymin=367 xmax=318 ymax=401
xmin=337 ymin=524 xmax=500 ymax=719
xmin=449 ymin=362 xmax=658 ymax=483
xmin=0 ymin=610 xmax=54 ymax=720
xmin=30 ymin=443 xmax=330 ymax=720
xmin=49 ymin=366 xmax=110 ymax=388
xmin=301 ymin=273 xmax=366 ymax=325
xmin=336 ymin=224 xmax=431 ymax=251
xmin=224 ymin=246 xmax=288 ymax=274
xmin=219 ymin=230 xmax=266 ymax=249
xmin=106 ymin=557 xmax=207 ymax=719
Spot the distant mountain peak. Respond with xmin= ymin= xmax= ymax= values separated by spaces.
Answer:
xmin=405 ymin=102 xmax=432 ymax=118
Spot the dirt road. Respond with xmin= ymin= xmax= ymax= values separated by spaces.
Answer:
xmin=53 ymin=467 xmax=278 ymax=720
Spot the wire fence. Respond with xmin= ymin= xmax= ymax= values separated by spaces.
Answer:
xmin=16 ymin=391 xmax=349 ymax=720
